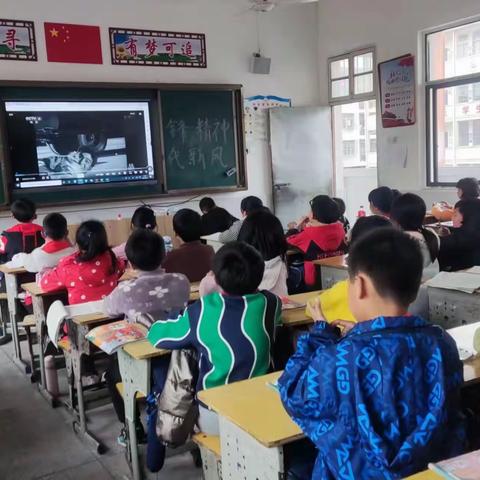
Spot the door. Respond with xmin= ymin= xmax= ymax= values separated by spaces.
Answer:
xmin=269 ymin=106 xmax=333 ymax=227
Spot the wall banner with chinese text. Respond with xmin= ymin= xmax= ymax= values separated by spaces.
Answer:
xmin=109 ymin=28 xmax=206 ymax=68
xmin=378 ymin=54 xmax=416 ymax=128
xmin=0 ymin=19 xmax=37 ymax=61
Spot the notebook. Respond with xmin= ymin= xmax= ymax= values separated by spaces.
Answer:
xmin=426 ymin=272 xmax=480 ymax=294
xmin=428 ymin=449 xmax=480 ymax=479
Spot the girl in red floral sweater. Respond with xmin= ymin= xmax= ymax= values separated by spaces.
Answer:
xmin=40 ymin=220 xmax=125 ymax=304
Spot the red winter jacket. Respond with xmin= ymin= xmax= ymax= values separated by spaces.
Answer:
xmin=287 ymin=222 xmax=346 ymax=286
xmin=0 ymin=223 xmax=44 ymax=263
xmin=40 ymin=251 xmax=125 ymax=305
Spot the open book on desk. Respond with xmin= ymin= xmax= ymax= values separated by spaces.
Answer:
xmin=85 ymin=320 xmax=147 ymax=354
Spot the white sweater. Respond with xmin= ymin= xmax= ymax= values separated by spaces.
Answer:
xmin=8 ymin=243 xmax=76 ymax=273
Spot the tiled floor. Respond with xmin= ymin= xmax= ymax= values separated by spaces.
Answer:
xmin=0 ymin=340 xmax=201 ymax=480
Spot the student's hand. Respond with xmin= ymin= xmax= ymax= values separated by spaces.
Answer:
xmin=332 ymin=319 xmax=356 ymax=336
xmin=309 ymin=298 xmax=325 ymax=322
xmin=296 ymin=216 xmax=309 ymax=230
xmin=287 ymin=222 xmax=297 ymax=230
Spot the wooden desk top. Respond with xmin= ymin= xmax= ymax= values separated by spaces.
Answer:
xmin=72 ymin=312 xmax=112 ymax=326
xmin=198 ymin=371 xmax=302 ymax=448
xmin=0 ymin=264 xmax=27 ymax=275
xmin=123 ymin=339 xmax=168 ymax=360
xmin=404 ymin=470 xmax=441 ymax=479
xmin=21 ymin=282 xmax=50 ymax=297
xmin=464 ymin=356 xmax=480 ymax=386
xmin=313 ymin=255 xmax=348 ymax=270
xmin=281 ymin=291 xmax=320 ymax=327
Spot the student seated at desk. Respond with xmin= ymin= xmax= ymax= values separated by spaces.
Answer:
xmin=287 ymin=195 xmax=346 ymax=287
xmin=0 ymin=198 xmax=44 ymax=264
xmin=199 ymin=196 xmax=238 ymax=235
xmin=391 ymin=193 xmax=440 ymax=280
xmin=112 ymin=205 xmax=157 ymax=262
xmin=162 ymin=208 xmax=214 ymax=282
xmin=280 ymin=229 xmax=466 ymax=479
xmin=148 ymin=242 xmax=281 ymax=435
xmin=332 ymin=197 xmax=350 ymax=234
xmin=438 ymin=199 xmax=480 ymax=272
xmin=368 ymin=186 xmax=399 ymax=218
xmin=200 ymin=210 xmax=288 ymax=297
xmin=218 ymin=195 xmax=264 ymax=243
xmin=103 ymin=229 xmax=190 ymax=450
xmin=306 ymin=215 xmax=391 ymax=323
xmin=8 ymin=213 xmax=75 ymax=272
xmin=40 ymin=220 xmax=125 ymax=303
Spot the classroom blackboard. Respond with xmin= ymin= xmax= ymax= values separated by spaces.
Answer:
xmin=161 ymin=90 xmax=242 ymax=192
xmin=0 ymin=82 xmax=247 ymax=208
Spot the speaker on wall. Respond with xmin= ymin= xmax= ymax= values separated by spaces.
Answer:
xmin=250 ymin=53 xmax=271 ymax=74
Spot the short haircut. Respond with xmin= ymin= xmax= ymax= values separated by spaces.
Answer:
xmin=43 ymin=213 xmax=68 ymax=241
xmin=240 ymin=196 xmax=263 ymax=215
xmin=368 ymin=186 xmax=395 ymax=214
xmin=131 ymin=206 xmax=157 ymax=230
xmin=455 ymin=199 xmax=480 ymax=232
xmin=199 ymin=197 xmax=216 ymax=213
xmin=390 ymin=193 xmax=426 ymax=231
xmin=11 ymin=198 xmax=37 ymax=223
xmin=238 ymin=210 xmax=288 ymax=261
xmin=173 ymin=208 xmax=202 ymax=242
xmin=310 ymin=195 xmax=340 ymax=224
xmin=456 ymin=177 xmax=480 ymax=200
xmin=125 ymin=229 xmax=165 ymax=271
xmin=212 ymin=242 xmax=265 ymax=295
xmin=350 ymin=215 xmax=391 ymax=245
xmin=348 ymin=228 xmax=423 ymax=308
xmin=332 ymin=197 xmax=346 ymax=216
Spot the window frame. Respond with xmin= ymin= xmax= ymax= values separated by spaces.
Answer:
xmin=425 ymin=19 xmax=480 ymax=187
xmin=328 ymin=47 xmax=377 ymax=105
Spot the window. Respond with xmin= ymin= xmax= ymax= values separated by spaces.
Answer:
xmin=343 ymin=140 xmax=355 ymax=156
xmin=342 ymin=113 xmax=355 ymax=129
xmin=426 ymin=20 xmax=480 ymax=185
xmin=329 ymin=48 xmax=376 ymax=103
xmin=370 ymin=138 xmax=377 ymax=152
xmin=360 ymin=140 xmax=366 ymax=162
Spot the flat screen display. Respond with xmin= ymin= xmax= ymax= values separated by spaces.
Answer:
xmin=4 ymin=101 xmax=156 ymax=190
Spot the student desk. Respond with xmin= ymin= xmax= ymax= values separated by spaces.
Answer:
xmin=198 ymin=371 xmax=299 ymax=479
xmin=314 ymin=255 xmax=348 ymax=289
xmin=281 ymin=291 xmax=321 ymax=327
xmin=428 ymin=286 xmax=480 ymax=329
xmin=405 ymin=471 xmax=441 ymax=479
xmin=117 ymin=340 xmax=168 ymax=480
xmin=0 ymin=264 xmax=34 ymax=368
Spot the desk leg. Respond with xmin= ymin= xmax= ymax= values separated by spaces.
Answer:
xmin=5 ymin=272 xmax=21 ymax=360
xmin=219 ymin=416 xmax=284 ymax=480
xmin=71 ymin=326 xmax=106 ymax=455
xmin=118 ymin=348 xmax=151 ymax=480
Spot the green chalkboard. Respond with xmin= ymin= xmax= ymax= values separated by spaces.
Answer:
xmin=161 ymin=90 xmax=244 ymax=192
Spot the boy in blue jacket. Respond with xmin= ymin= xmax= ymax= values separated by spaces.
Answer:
xmin=279 ymin=228 xmax=466 ymax=479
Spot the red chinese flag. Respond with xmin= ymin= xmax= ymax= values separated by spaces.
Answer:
xmin=44 ymin=22 xmax=102 ymax=64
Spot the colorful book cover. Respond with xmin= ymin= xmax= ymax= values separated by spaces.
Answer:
xmin=428 ymin=449 xmax=480 ymax=480
xmin=86 ymin=320 xmax=147 ymax=354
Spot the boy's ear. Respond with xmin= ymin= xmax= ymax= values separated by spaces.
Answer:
xmin=356 ymin=273 xmax=369 ymax=300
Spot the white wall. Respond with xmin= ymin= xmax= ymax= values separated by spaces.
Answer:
xmin=0 ymin=0 xmax=319 ymax=227
xmin=318 ymin=0 xmax=480 ymax=208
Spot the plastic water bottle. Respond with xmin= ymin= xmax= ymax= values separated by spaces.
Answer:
xmin=45 ymin=355 xmax=59 ymax=397
xmin=164 ymin=236 xmax=173 ymax=253
xmin=357 ymin=206 xmax=366 ymax=218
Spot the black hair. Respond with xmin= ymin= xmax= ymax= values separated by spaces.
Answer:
xmin=76 ymin=220 xmax=117 ymax=274
xmin=456 ymin=177 xmax=480 ymax=200
xmin=125 ymin=229 xmax=165 ymax=271
xmin=238 ymin=210 xmax=288 ymax=261
xmin=240 ymin=196 xmax=263 ymax=215
xmin=131 ymin=206 xmax=156 ymax=230
xmin=391 ymin=193 xmax=439 ymax=263
xmin=310 ymin=195 xmax=340 ymax=224
xmin=455 ymin=199 xmax=480 ymax=233
xmin=348 ymin=228 xmax=423 ymax=308
xmin=212 ymin=242 xmax=265 ymax=295
xmin=332 ymin=197 xmax=346 ymax=216
xmin=43 ymin=213 xmax=68 ymax=241
xmin=199 ymin=197 xmax=216 ymax=213
xmin=350 ymin=215 xmax=392 ymax=245
xmin=11 ymin=198 xmax=37 ymax=223
xmin=173 ymin=208 xmax=202 ymax=242
xmin=368 ymin=186 xmax=395 ymax=215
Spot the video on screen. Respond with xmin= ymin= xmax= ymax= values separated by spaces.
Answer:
xmin=5 ymin=101 xmax=156 ymax=190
